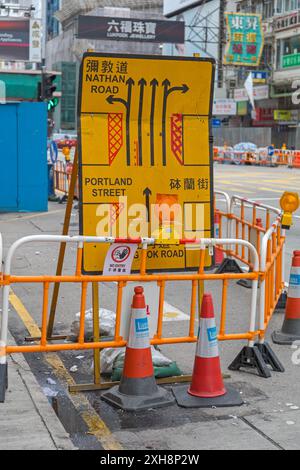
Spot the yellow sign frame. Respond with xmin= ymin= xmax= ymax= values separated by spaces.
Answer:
xmin=78 ymin=52 xmax=215 ymax=274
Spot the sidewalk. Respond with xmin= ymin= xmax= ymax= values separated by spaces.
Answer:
xmin=0 ymin=335 xmax=75 ymax=451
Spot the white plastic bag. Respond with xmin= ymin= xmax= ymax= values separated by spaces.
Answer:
xmin=71 ymin=308 xmax=116 ymax=340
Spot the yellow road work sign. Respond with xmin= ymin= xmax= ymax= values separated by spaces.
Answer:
xmin=78 ymin=53 xmax=215 ymax=273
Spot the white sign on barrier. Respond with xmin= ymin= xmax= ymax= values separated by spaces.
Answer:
xmin=103 ymin=244 xmax=138 ymax=276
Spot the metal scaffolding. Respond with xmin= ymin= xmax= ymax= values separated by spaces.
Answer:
xmin=56 ymin=0 xmax=163 ymax=23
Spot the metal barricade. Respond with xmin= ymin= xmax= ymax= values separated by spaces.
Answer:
xmin=227 ymin=196 xmax=282 ymax=268
xmin=0 ymin=235 xmax=263 ymax=401
xmin=259 ymin=218 xmax=286 ymax=342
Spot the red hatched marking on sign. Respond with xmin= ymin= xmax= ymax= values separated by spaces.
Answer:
xmin=171 ymin=114 xmax=184 ymax=166
xmin=108 ymin=113 xmax=124 ymax=166
xmin=110 ymin=203 xmax=125 ymax=227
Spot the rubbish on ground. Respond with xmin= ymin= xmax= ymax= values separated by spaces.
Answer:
xmin=101 ymin=346 xmax=173 ymax=375
xmin=46 ymin=378 xmax=57 ymax=386
xmin=70 ymin=366 xmax=78 ymax=373
xmin=71 ymin=308 xmax=116 ymax=340
xmin=43 ymin=387 xmax=58 ymax=398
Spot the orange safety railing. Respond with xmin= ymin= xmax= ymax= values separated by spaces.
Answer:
xmin=0 ymin=236 xmax=261 ymax=398
xmin=54 ymin=161 xmax=79 ymax=198
xmin=259 ymin=218 xmax=286 ymax=342
xmin=214 ymin=194 xmax=286 ymax=346
xmin=225 ymin=196 xmax=282 ymax=269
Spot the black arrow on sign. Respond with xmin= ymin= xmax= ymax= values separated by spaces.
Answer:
xmin=138 ymin=78 xmax=147 ymax=167
xmin=161 ymin=80 xmax=189 ymax=167
xmin=107 ymin=77 xmax=135 ymax=166
xmin=143 ymin=187 xmax=152 ymax=223
xmin=150 ymin=79 xmax=158 ymax=167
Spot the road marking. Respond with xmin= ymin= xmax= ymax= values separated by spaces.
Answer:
xmin=217 ymin=186 xmax=254 ymax=194
xmin=259 ymin=187 xmax=292 ymax=194
xmin=9 ymin=289 xmax=123 ymax=451
xmin=163 ymin=302 xmax=190 ymax=322
xmin=2 ymin=210 xmax=65 ymax=223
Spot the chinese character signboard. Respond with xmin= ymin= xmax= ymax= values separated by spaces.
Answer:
xmin=213 ymin=99 xmax=236 ymax=116
xmin=77 ymin=16 xmax=185 ymax=44
xmin=0 ymin=19 xmax=42 ymax=62
xmin=78 ymin=53 xmax=215 ymax=273
xmin=234 ymin=85 xmax=269 ymax=102
xmin=224 ymin=13 xmax=264 ymax=67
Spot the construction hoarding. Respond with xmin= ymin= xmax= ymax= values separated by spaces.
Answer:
xmin=78 ymin=53 xmax=215 ymax=273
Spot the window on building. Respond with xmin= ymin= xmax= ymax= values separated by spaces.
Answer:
xmin=278 ymin=36 xmax=300 ymax=68
xmin=263 ymin=1 xmax=274 ymax=19
xmin=277 ymin=0 xmax=283 ymax=13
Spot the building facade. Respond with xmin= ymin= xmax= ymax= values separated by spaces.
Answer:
xmin=46 ymin=0 xmax=164 ymax=131
xmin=231 ymin=0 xmax=300 ymax=147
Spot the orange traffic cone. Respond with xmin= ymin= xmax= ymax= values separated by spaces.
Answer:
xmin=102 ymin=287 xmax=174 ymax=411
xmin=173 ymin=294 xmax=243 ymax=408
xmin=215 ymin=210 xmax=224 ymax=266
xmin=273 ymin=251 xmax=300 ymax=345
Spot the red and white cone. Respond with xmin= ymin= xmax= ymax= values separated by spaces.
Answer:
xmin=189 ymin=294 xmax=226 ymax=398
xmin=102 ymin=287 xmax=174 ymax=411
xmin=173 ymin=294 xmax=243 ymax=408
xmin=273 ymin=251 xmax=300 ymax=345
xmin=214 ymin=210 xmax=224 ymax=266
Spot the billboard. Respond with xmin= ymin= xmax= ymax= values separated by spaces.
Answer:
xmin=78 ymin=16 xmax=185 ymax=44
xmin=164 ymin=0 xmax=204 ymax=17
xmin=224 ymin=13 xmax=264 ymax=67
xmin=78 ymin=52 xmax=215 ymax=274
xmin=0 ymin=19 xmax=42 ymax=62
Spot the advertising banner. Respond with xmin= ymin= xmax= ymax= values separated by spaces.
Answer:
xmin=0 ymin=19 xmax=41 ymax=62
xmin=78 ymin=16 xmax=185 ymax=44
xmin=224 ymin=13 xmax=264 ymax=67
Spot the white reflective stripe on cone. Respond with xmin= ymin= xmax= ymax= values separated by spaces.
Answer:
xmin=128 ymin=308 xmax=150 ymax=350
xmin=196 ymin=318 xmax=219 ymax=359
xmin=288 ymin=268 xmax=300 ymax=299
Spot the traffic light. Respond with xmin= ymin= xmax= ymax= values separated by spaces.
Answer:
xmin=44 ymin=74 xmax=57 ymax=100
xmin=37 ymin=73 xmax=57 ymax=102
xmin=47 ymin=97 xmax=59 ymax=112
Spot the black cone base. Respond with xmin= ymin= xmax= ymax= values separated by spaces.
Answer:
xmin=255 ymin=342 xmax=285 ymax=372
xmin=0 ymin=363 xmax=8 ymax=404
xmin=272 ymin=331 xmax=300 ymax=345
xmin=215 ymin=259 xmax=243 ymax=275
xmin=172 ymin=384 xmax=244 ymax=409
xmin=102 ymin=378 xmax=175 ymax=412
xmin=229 ymin=346 xmax=272 ymax=378
xmin=273 ymin=319 xmax=300 ymax=345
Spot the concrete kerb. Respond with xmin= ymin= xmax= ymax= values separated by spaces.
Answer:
xmin=2 ymin=334 xmax=75 ymax=450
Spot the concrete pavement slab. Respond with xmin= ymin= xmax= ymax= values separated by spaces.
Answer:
xmin=0 ymin=336 xmax=75 ymax=450
xmin=245 ymin=411 xmax=300 ymax=450
xmin=113 ymin=419 xmax=278 ymax=450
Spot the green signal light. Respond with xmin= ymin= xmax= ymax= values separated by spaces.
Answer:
xmin=47 ymin=98 xmax=59 ymax=111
